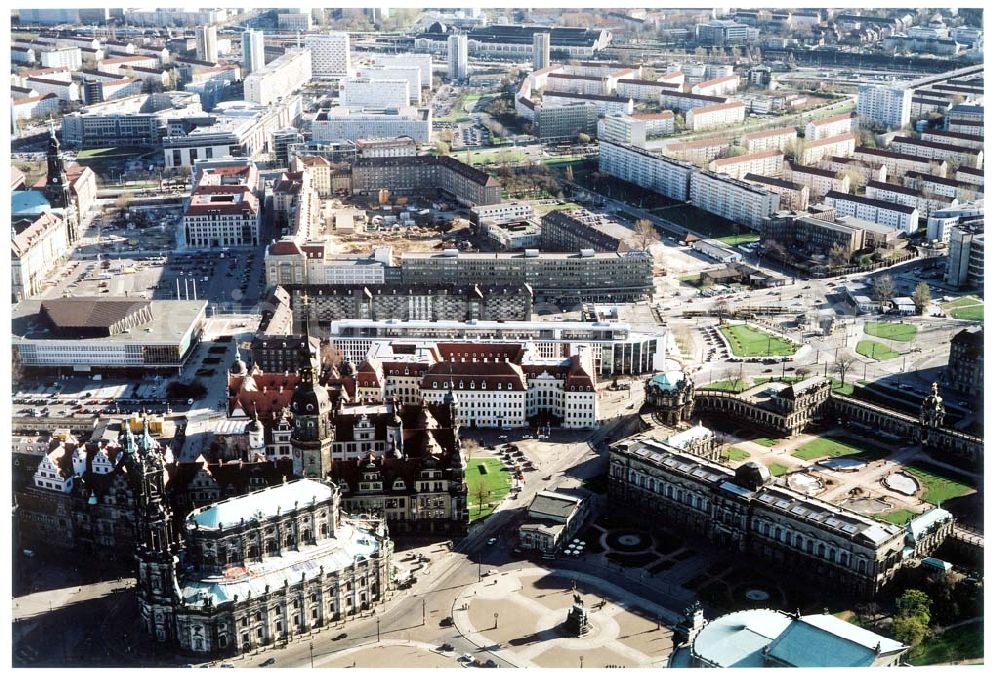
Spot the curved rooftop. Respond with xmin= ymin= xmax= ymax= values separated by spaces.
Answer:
xmin=188 ymin=478 xmax=334 ymax=530
xmin=692 ymin=609 xmax=790 ymax=667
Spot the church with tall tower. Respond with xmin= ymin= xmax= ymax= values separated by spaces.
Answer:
xmin=42 ymin=125 xmax=81 ymax=244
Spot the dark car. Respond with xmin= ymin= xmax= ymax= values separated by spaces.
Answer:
xmin=260 ymin=658 xmax=276 ymax=667
xmin=439 ymin=617 xmax=454 ymax=627
xmin=332 ymin=632 xmax=348 ymax=641
xmin=438 ymin=643 xmax=455 ymax=652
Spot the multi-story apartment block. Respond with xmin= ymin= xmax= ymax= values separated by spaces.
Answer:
xmin=686 ymin=102 xmax=745 ymax=131
xmin=358 ymin=66 xmax=422 ymax=104
xmin=354 ymin=137 xmax=418 ymax=159
xmin=24 ymin=76 xmax=80 ymax=103
xmin=39 ymin=46 xmax=82 ymax=70
xmin=804 ymin=112 xmax=858 ymax=141
xmin=857 ymin=84 xmax=913 ymax=130
xmin=824 ymin=192 xmax=919 ymax=235
xmin=533 ymin=31 xmax=550 ymax=70
xmin=800 ymin=132 xmax=856 ymax=166
xmin=598 ymin=140 xmax=694 ymax=202
xmin=340 ymin=77 xmax=411 ymax=110
xmin=888 ymin=136 xmax=983 ymax=170
xmin=926 ymin=202 xmax=984 ymax=243
xmin=541 ymin=91 xmax=633 ymax=116
xmin=304 ymin=32 xmax=351 ymax=79
xmin=854 ymin=147 xmax=946 ymax=177
xmin=865 ymin=181 xmax=958 ymax=219
xmin=534 ymin=102 xmax=599 ymax=141
xmin=11 ymin=46 xmax=35 ymax=64
xmin=546 ymin=73 xmax=611 ymax=97
xmin=744 ymin=126 xmax=797 ymax=153
xmin=946 ymin=118 xmax=983 ymax=137
xmin=597 ymin=113 xmax=648 ymax=147
xmin=744 ymin=175 xmax=809 ymax=211
xmin=615 ymin=78 xmax=669 ymax=102
xmin=663 ymin=137 xmax=733 ymax=164
xmin=690 ymin=171 xmax=780 ymax=231
xmin=786 ymin=163 xmax=849 ymax=199
xmin=920 ymin=129 xmax=983 ymax=152
xmin=708 ymin=149 xmax=784 ymax=180
xmin=98 ymin=54 xmax=159 ymax=74
xmin=955 ymin=166 xmax=984 ymax=187
xmin=824 ymin=156 xmax=888 ymax=186
xmin=631 ymin=111 xmax=675 ymax=138
xmin=660 ymin=90 xmax=728 ymax=115
xmin=910 ymin=95 xmax=953 ymax=120
xmin=691 ymin=75 xmax=739 ymax=97
xmin=350 ymin=156 xmax=501 ymax=207
xmin=311 ymin=106 xmax=432 ymax=144
xmin=244 ymin=48 xmax=312 ymax=106
xmin=195 ymin=25 xmax=218 ymax=63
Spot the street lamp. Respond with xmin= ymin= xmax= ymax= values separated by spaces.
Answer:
xmin=494 ymin=612 xmax=499 ymax=630
xmin=580 ymin=656 xmax=584 ymax=669
xmin=422 ymin=598 xmax=426 ymax=626
xmin=309 ymin=641 xmax=314 ymax=668
xmin=376 ymin=617 xmax=380 ymax=642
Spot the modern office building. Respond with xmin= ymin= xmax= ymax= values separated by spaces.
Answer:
xmin=857 ymin=84 xmax=913 ymax=130
xmin=60 ymin=92 xmax=204 ymax=149
xmin=331 ymin=319 xmax=667 ymax=377
xmin=241 ymin=29 xmax=265 ymax=74
xmin=533 ymin=31 xmax=550 ymax=70
xmin=535 ymin=102 xmax=599 ymax=141
xmin=195 ymin=25 xmax=218 ymax=63
xmin=400 ymin=249 xmax=653 ymax=303
xmin=12 ymin=299 xmax=206 ymax=372
xmin=182 ymin=185 xmax=261 ymax=249
xmin=304 ymin=32 xmax=352 ymax=80
xmin=358 ymin=66 xmax=422 ymax=104
xmin=447 ymin=33 xmax=468 ymax=81
xmin=244 ymin=48 xmax=312 ymax=106
xmin=276 ymin=10 xmax=313 ymax=31
xmin=340 ymin=78 xmax=411 ymax=110
xmin=690 ymin=171 xmax=781 ymax=230
xmin=926 ymin=202 xmax=984 ymax=242
xmin=946 ymin=221 xmax=985 ymax=289
xmin=696 ymin=19 xmax=751 ymax=45
xmin=370 ymin=53 xmax=433 ymax=87
xmin=824 ymin=191 xmax=919 ymax=235
xmin=540 ymin=209 xmax=636 ymax=253
xmin=311 ymin=106 xmax=432 ymax=144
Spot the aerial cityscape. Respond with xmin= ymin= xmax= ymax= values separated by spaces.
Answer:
xmin=9 ymin=5 xmax=985 ymax=670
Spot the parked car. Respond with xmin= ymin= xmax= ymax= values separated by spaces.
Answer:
xmin=260 ymin=658 xmax=276 ymax=667
xmin=487 ymin=537 xmax=497 ymax=545
xmin=439 ymin=617 xmax=454 ymax=627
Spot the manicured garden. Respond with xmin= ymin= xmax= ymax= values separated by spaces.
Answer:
xmin=753 ymin=436 xmax=781 ymax=448
xmin=903 ymin=462 xmax=977 ymax=505
xmin=725 ymin=447 xmax=751 ymax=462
xmin=951 ymin=304 xmax=984 ymax=321
xmin=856 ymin=339 xmax=899 ymax=361
xmin=863 ymin=321 xmax=917 ymax=343
xmin=767 ymin=463 xmax=789 ymax=477
xmin=719 ymin=324 xmax=797 ymax=357
xmin=793 ymin=435 xmax=879 ymax=461
xmin=466 ymin=457 xmax=512 ymax=522
xmin=880 ymin=509 xmax=920 ymax=525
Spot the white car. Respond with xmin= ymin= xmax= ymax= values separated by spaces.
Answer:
xmin=487 ymin=538 xmax=497 ymax=545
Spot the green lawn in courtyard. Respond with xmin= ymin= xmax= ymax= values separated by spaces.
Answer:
xmin=907 ymin=620 xmax=984 ymax=666
xmin=534 ymin=201 xmax=582 ymax=214
xmin=458 ymin=149 xmax=528 ymax=165
xmin=856 ymin=339 xmax=899 ymax=361
xmin=701 ymin=380 xmax=745 ymax=392
xmin=831 ymin=379 xmax=855 ymax=396
xmin=752 ymin=376 xmax=805 ymax=386
xmin=951 ymin=304 xmax=984 ymax=321
xmin=903 ymin=462 xmax=977 ymax=505
xmin=77 ymin=146 xmax=149 ymax=159
xmin=942 ymin=296 xmax=982 ymax=309
xmin=753 ymin=437 xmax=780 ymax=448
xmin=863 ymin=321 xmax=917 ymax=342
xmin=767 ymin=463 xmax=789 ymax=477
xmin=793 ymin=436 xmax=874 ymax=461
xmin=717 ymin=233 xmax=761 ymax=247
xmin=880 ymin=509 xmax=920 ymax=525
xmin=719 ymin=324 xmax=798 ymax=357
xmin=466 ymin=457 xmax=512 ymax=522
xmin=725 ymin=447 xmax=751 ymax=462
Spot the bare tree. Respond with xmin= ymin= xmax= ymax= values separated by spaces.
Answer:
xmin=630 ymin=218 xmax=661 ymax=252
xmin=470 ymin=479 xmax=491 ymax=514
xmin=794 ymin=366 xmax=811 ymax=380
xmin=723 ymin=367 xmax=741 ymax=391
xmin=912 ymin=282 xmax=931 ymax=315
xmin=828 ymin=243 xmax=852 ymax=268
xmin=712 ymin=299 xmax=731 ymax=323
xmin=433 ymin=141 xmax=450 ymax=156
xmin=461 ymin=438 xmax=480 ymax=459
xmin=871 ymin=273 xmax=897 ymax=303
xmin=439 ymin=128 xmax=455 ymax=144
xmin=833 ymin=356 xmax=857 ymax=388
